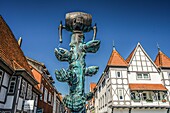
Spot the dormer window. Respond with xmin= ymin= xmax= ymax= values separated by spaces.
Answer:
xmin=137 ymin=73 xmax=150 ymax=80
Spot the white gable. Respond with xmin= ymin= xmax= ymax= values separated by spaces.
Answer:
xmin=128 ymin=43 xmax=158 ymax=72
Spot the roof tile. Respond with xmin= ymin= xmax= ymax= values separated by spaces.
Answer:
xmin=107 ymin=49 xmax=128 ymax=67
xmin=0 ymin=16 xmax=32 ymax=74
xmin=154 ymin=51 xmax=170 ymax=68
xmin=129 ymin=84 xmax=167 ymax=91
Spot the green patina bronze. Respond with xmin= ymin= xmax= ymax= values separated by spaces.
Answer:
xmin=55 ymin=12 xmax=100 ymax=113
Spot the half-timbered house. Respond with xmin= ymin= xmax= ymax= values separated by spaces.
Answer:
xmin=0 ymin=16 xmax=40 ymax=113
xmin=95 ymin=43 xmax=170 ymax=113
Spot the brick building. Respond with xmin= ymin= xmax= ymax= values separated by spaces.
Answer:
xmin=27 ymin=57 xmax=65 ymax=113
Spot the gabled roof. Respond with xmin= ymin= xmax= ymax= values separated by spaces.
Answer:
xmin=0 ymin=16 xmax=32 ymax=75
xmin=107 ymin=49 xmax=128 ymax=67
xmin=154 ymin=50 xmax=170 ymax=68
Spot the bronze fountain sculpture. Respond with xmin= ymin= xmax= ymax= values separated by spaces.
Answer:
xmin=55 ymin=12 xmax=100 ymax=113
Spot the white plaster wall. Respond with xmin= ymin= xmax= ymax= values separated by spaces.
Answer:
xmin=111 ymin=70 xmax=116 ymax=78
xmin=163 ymin=71 xmax=169 ymax=79
xmin=128 ymin=72 xmax=162 ymax=84
xmin=4 ymin=96 xmax=14 ymax=109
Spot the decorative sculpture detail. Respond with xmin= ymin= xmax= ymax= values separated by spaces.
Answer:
xmin=55 ymin=12 xmax=100 ymax=112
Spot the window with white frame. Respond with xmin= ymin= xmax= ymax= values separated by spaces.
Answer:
xmin=137 ymin=73 xmax=150 ymax=79
xmin=51 ymin=95 xmax=53 ymax=106
xmin=48 ymin=92 xmax=51 ymax=102
xmin=26 ymin=84 xmax=32 ymax=99
xmin=142 ymin=93 xmax=147 ymax=100
xmin=0 ymin=69 xmax=4 ymax=86
xmin=102 ymin=79 xmax=105 ymax=88
xmin=105 ymin=92 xmax=107 ymax=106
xmin=44 ymin=88 xmax=48 ymax=103
xmin=102 ymin=95 xmax=105 ymax=107
xmin=99 ymin=86 xmax=101 ymax=92
xmin=8 ymin=76 xmax=17 ymax=94
xmin=118 ymin=89 xmax=123 ymax=100
xmin=20 ymin=79 xmax=27 ymax=97
xmin=117 ymin=71 xmax=121 ymax=78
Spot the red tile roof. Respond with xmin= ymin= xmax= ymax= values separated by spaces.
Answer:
xmin=107 ymin=49 xmax=128 ymax=67
xmin=0 ymin=16 xmax=32 ymax=74
xmin=90 ymin=83 xmax=96 ymax=92
xmin=126 ymin=48 xmax=135 ymax=64
xmin=129 ymin=84 xmax=167 ymax=91
xmin=154 ymin=51 xmax=170 ymax=68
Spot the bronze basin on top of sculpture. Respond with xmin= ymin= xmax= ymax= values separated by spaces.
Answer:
xmin=65 ymin=12 xmax=92 ymax=32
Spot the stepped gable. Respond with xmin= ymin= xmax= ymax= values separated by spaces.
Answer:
xmin=107 ymin=49 xmax=128 ymax=67
xmin=0 ymin=16 xmax=32 ymax=75
xmin=155 ymin=50 xmax=170 ymax=68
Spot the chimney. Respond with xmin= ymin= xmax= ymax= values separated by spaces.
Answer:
xmin=18 ymin=37 xmax=22 ymax=47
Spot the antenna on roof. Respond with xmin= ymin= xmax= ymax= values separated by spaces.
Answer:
xmin=18 ymin=37 xmax=22 ymax=47
xmin=113 ymin=40 xmax=115 ymax=50
xmin=157 ymin=43 xmax=160 ymax=52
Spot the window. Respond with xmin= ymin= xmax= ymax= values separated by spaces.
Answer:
xmin=103 ymin=95 xmax=104 ymax=107
xmin=44 ymin=88 xmax=48 ymax=103
xmin=118 ymin=89 xmax=123 ymax=100
xmin=51 ymin=95 xmax=53 ymax=106
xmin=102 ymin=79 xmax=105 ymax=88
xmin=20 ymin=79 xmax=27 ymax=97
xmin=137 ymin=73 xmax=150 ymax=79
xmin=48 ymin=92 xmax=51 ymax=102
xmin=131 ymin=92 xmax=135 ymax=100
xmin=117 ymin=72 xmax=121 ymax=78
xmin=99 ymin=86 xmax=101 ymax=92
xmin=95 ymin=91 xmax=98 ymax=98
xmin=168 ymin=73 xmax=170 ymax=79
xmin=26 ymin=84 xmax=32 ymax=99
xmin=8 ymin=76 xmax=16 ymax=94
xmin=0 ymin=70 xmax=4 ymax=86
xmin=142 ymin=93 xmax=147 ymax=100
xmin=40 ymin=84 xmax=44 ymax=93
xmin=137 ymin=74 xmax=142 ymax=79
xmin=105 ymin=93 xmax=107 ymax=106
xmin=143 ymin=74 xmax=149 ymax=79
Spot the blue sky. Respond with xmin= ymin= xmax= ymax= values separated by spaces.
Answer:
xmin=1 ymin=0 xmax=170 ymax=95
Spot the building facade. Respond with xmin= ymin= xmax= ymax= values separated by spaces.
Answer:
xmin=27 ymin=57 xmax=65 ymax=113
xmin=95 ymin=43 xmax=170 ymax=113
xmin=87 ymin=83 xmax=96 ymax=113
xmin=0 ymin=16 xmax=40 ymax=113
